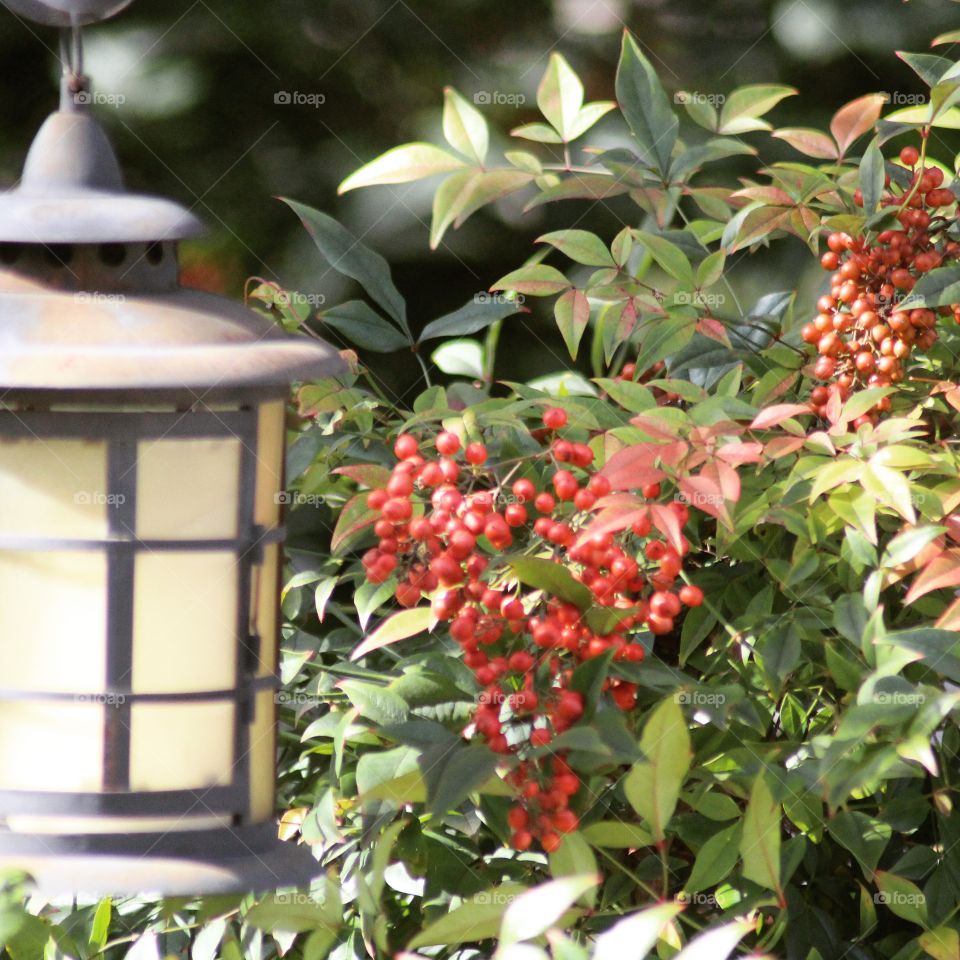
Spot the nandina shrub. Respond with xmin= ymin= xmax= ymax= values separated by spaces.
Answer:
xmin=7 ymin=27 xmax=960 ymax=960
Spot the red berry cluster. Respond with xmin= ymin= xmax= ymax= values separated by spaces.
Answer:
xmin=802 ymin=145 xmax=959 ymax=423
xmin=362 ymin=408 xmax=704 ymax=851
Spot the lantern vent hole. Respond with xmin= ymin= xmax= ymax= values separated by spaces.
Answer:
xmin=145 ymin=242 xmax=164 ymax=266
xmin=99 ymin=243 xmax=127 ymax=267
xmin=43 ymin=244 xmax=74 ymax=267
xmin=0 ymin=244 xmax=22 ymax=266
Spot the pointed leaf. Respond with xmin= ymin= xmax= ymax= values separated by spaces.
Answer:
xmin=771 ymin=128 xmax=839 ymax=159
xmin=443 ymin=87 xmax=488 ymax=163
xmin=537 ymin=229 xmax=615 ymax=267
xmin=831 ymin=94 xmax=887 ymax=158
xmin=616 ymin=32 xmax=678 ymax=175
xmin=624 ymin=698 xmax=692 ymax=841
xmin=592 ymin=903 xmax=684 ymax=960
xmin=538 ymin=53 xmax=585 ymax=141
xmin=555 ymin=288 xmax=591 ymax=359
xmin=500 ymin=876 xmax=597 ymax=947
xmin=351 ymin=607 xmax=434 ymax=661
xmin=282 ymin=199 xmax=408 ymax=333
xmin=338 ymin=143 xmax=465 ymax=193
xmin=568 ymin=101 xmax=617 ymax=140
xmin=320 ymin=300 xmax=410 ymax=351
xmin=634 ymin=231 xmax=693 ymax=285
xmin=492 ymin=264 xmax=571 ymax=297
xmin=740 ymin=774 xmax=782 ymax=896
xmin=420 ymin=294 xmax=523 ymax=343
xmin=717 ymin=84 xmax=796 ymax=135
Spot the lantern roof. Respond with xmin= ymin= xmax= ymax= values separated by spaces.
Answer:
xmin=0 ymin=4 xmax=346 ymax=394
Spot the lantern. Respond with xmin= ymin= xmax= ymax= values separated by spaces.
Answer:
xmin=0 ymin=0 xmax=343 ymax=893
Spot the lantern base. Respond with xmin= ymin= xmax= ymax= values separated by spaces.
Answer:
xmin=0 ymin=823 xmax=319 ymax=895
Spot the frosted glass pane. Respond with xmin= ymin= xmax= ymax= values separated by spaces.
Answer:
xmin=253 ymin=544 xmax=279 ymax=676
xmin=0 ymin=703 xmax=103 ymax=791
xmin=136 ymin=439 xmax=241 ymax=539
xmin=255 ymin=401 xmax=285 ymax=528
xmin=132 ymin=552 xmax=237 ymax=693
xmin=129 ymin=702 xmax=233 ymax=790
xmin=0 ymin=439 xmax=108 ymax=538
xmin=0 ymin=551 xmax=106 ymax=691
xmin=248 ymin=688 xmax=276 ymax=821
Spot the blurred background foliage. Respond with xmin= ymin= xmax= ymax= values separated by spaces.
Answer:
xmin=1 ymin=0 xmax=959 ymax=393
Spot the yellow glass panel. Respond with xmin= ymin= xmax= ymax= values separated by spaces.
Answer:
xmin=253 ymin=544 xmax=279 ymax=677
xmin=136 ymin=438 xmax=241 ymax=539
xmin=0 ymin=551 xmax=106 ymax=692
xmin=248 ymin=688 xmax=276 ymax=821
xmin=129 ymin=702 xmax=233 ymax=790
xmin=132 ymin=552 xmax=237 ymax=693
xmin=254 ymin=401 xmax=285 ymax=529
xmin=0 ymin=703 xmax=103 ymax=791
xmin=0 ymin=439 xmax=108 ymax=538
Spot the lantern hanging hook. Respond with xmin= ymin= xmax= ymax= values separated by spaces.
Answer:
xmin=59 ymin=17 xmax=89 ymax=109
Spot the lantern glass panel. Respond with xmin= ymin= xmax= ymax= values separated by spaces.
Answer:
xmin=132 ymin=551 xmax=238 ymax=693
xmin=0 ymin=439 xmax=109 ymax=537
xmin=129 ymin=702 xmax=234 ymax=791
xmin=135 ymin=437 xmax=241 ymax=539
xmin=0 ymin=550 xmax=107 ymax=692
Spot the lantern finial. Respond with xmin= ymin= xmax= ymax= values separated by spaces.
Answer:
xmin=0 ymin=0 xmax=134 ymax=27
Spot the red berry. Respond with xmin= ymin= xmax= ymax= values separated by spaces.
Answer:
xmin=540 ymin=832 xmax=562 ymax=853
xmin=436 ymin=431 xmax=461 ymax=456
xmin=679 ymin=584 xmax=704 ymax=607
xmin=511 ymin=829 xmax=533 ymax=851
xmin=543 ymin=407 xmax=568 ymax=430
xmin=465 ymin=442 xmax=487 ymax=465
xmin=393 ymin=433 xmax=418 ymax=460
xmin=900 ymin=145 xmax=919 ymax=167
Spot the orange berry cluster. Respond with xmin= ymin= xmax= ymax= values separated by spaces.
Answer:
xmin=802 ymin=145 xmax=959 ymax=423
xmin=362 ymin=408 xmax=704 ymax=851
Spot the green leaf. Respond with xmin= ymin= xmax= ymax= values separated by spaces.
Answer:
xmin=338 ymin=143 xmax=465 ymax=193
xmin=881 ymin=525 xmax=943 ymax=568
xmin=501 ymin=876 xmax=595 ymax=947
xmin=89 ymin=899 xmax=112 ymax=951
xmin=874 ymin=871 xmax=928 ymax=926
xmin=340 ymin=680 xmax=409 ymax=725
xmin=426 ymin=744 xmax=499 ymax=814
xmin=508 ymin=556 xmax=592 ymax=609
xmin=431 ymin=338 xmax=484 ymax=379
xmin=616 ymin=32 xmax=678 ymax=176
xmin=771 ymin=128 xmax=838 ymax=159
xmin=491 ymin=264 xmax=571 ymax=297
xmin=443 ymin=86 xmax=489 ymax=163
xmin=624 ymin=697 xmax=692 ymax=841
xmin=537 ymin=53 xmax=585 ymax=141
xmin=555 ymin=289 xmax=591 ymax=360
xmin=408 ymin=884 xmax=530 ymax=948
xmin=858 ymin=137 xmax=885 ymax=214
xmin=282 ymin=199 xmax=409 ymax=334
xmin=568 ymin=101 xmax=617 ymax=140
xmin=351 ymin=607 xmax=434 ymax=661
xmin=430 ymin=169 xmax=535 ymax=248
xmin=634 ymin=231 xmax=693 ymax=285
xmin=896 ymin=51 xmax=954 ymax=87
xmin=537 ymin=229 xmax=615 ymax=267
xmin=684 ymin=822 xmax=742 ymax=893
xmin=510 ymin=122 xmax=564 ymax=143
xmin=900 ymin=263 xmax=960 ymax=309
xmin=581 ymin=821 xmax=654 ymax=848
xmin=549 ymin=834 xmax=599 ymax=907
xmin=696 ymin=250 xmax=726 ymax=288
xmin=919 ymin=928 xmax=960 ymax=960
xmin=740 ymin=773 xmax=782 ymax=896
xmin=828 ymin=811 xmax=891 ymax=878
xmin=246 ymin=897 xmax=337 ymax=934
xmin=420 ymin=293 xmax=523 ymax=343
xmin=717 ymin=84 xmax=796 ymax=134
xmin=320 ymin=300 xmax=410 ymax=352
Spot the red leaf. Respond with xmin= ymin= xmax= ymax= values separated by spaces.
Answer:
xmin=678 ymin=475 xmax=723 ymax=520
xmin=650 ymin=503 xmax=685 ymax=553
xmin=765 ymin=436 xmax=806 ymax=459
xmin=351 ymin=606 xmax=434 ymax=661
xmin=697 ymin=316 xmax=731 ymax=346
xmin=713 ymin=460 xmax=741 ymax=504
xmin=600 ymin=445 xmax=670 ymax=491
xmin=830 ymin=93 xmax=887 ymax=158
xmin=936 ymin=597 xmax=960 ymax=631
xmin=906 ymin=548 xmax=960 ymax=604
xmin=331 ymin=493 xmax=379 ymax=553
xmin=716 ymin=441 xmax=764 ymax=467
xmin=627 ymin=415 xmax=680 ymax=441
xmin=577 ymin=496 xmax=648 ymax=546
xmin=334 ymin=464 xmax=392 ymax=488
xmin=771 ymin=128 xmax=839 ymax=160
xmin=750 ymin=404 xmax=812 ymax=430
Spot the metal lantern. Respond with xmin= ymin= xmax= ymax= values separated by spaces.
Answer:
xmin=0 ymin=0 xmax=343 ymax=894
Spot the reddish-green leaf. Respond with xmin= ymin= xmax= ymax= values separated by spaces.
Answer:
xmin=351 ymin=607 xmax=434 ymax=661
xmin=491 ymin=264 xmax=571 ymax=297
xmin=338 ymin=143 xmax=465 ymax=193
xmin=771 ymin=128 xmax=838 ymax=159
xmin=554 ymin=288 xmax=591 ymax=359
xmin=830 ymin=93 xmax=887 ymax=158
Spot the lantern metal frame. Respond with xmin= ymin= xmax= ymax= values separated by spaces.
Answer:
xmin=0 ymin=0 xmax=344 ymax=895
